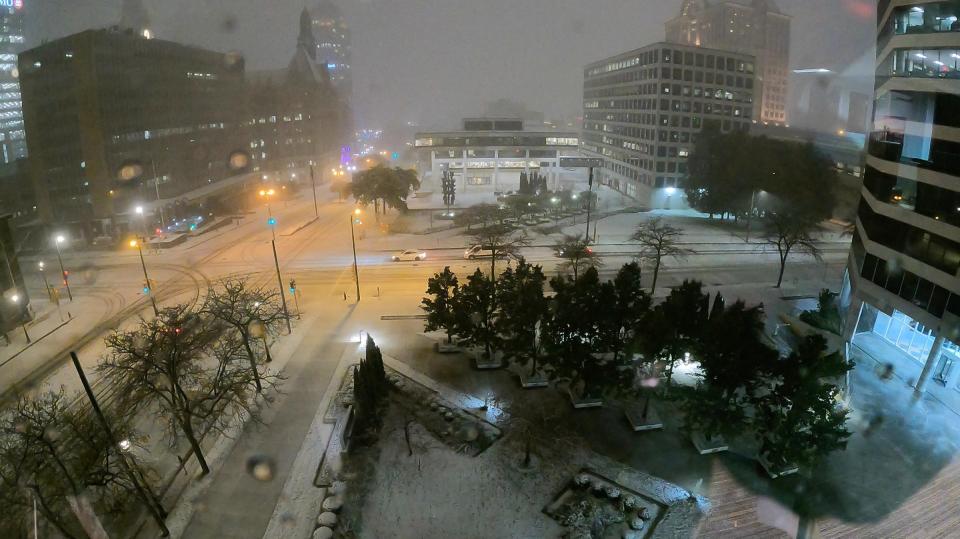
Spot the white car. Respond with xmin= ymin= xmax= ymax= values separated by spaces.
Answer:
xmin=392 ymin=249 xmax=427 ymax=262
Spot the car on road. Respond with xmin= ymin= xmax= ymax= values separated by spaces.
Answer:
xmin=392 ymin=249 xmax=427 ymax=262
xmin=464 ymin=245 xmax=512 ymax=260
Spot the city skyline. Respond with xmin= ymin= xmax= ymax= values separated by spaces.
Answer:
xmin=26 ymin=0 xmax=875 ymax=129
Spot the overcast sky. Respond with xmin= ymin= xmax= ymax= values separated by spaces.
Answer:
xmin=28 ymin=0 xmax=877 ymax=130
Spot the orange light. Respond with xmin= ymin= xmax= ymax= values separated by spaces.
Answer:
xmin=129 ymin=239 xmax=138 ymax=248
xmin=354 ymin=208 xmax=362 ymax=215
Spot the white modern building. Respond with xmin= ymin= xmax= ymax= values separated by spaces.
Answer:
xmin=415 ymin=118 xmax=580 ymax=195
xmin=842 ymin=0 xmax=960 ymax=412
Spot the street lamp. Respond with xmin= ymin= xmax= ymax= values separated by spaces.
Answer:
xmin=130 ymin=239 xmax=159 ymax=316
xmin=54 ymin=235 xmax=73 ymax=301
xmin=134 ymin=205 xmax=146 ymax=237
xmin=350 ymin=208 xmax=361 ymax=303
xmin=258 ymin=188 xmax=277 ymax=220
xmin=266 ymin=216 xmax=292 ymax=334
xmin=37 ymin=261 xmax=63 ymax=321
xmin=10 ymin=293 xmax=30 ymax=343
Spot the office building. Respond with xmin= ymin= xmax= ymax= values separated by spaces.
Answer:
xmin=415 ymin=118 xmax=580 ymax=193
xmin=0 ymin=0 xmax=25 ymax=164
xmin=666 ymin=0 xmax=790 ymax=125
xmin=842 ymin=0 xmax=960 ymax=412
xmin=581 ymin=42 xmax=756 ymax=207
xmin=18 ymin=29 xmax=247 ymax=238
xmin=246 ymin=9 xmax=350 ymax=177
xmin=310 ymin=0 xmax=352 ymax=102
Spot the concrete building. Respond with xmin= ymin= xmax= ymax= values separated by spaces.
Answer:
xmin=18 ymin=29 xmax=247 ymax=239
xmin=581 ymin=42 xmax=756 ymax=207
xmin=415 ymin=118 xmax=580 ymax=194
xmin=842 ymin=0 xmax=960 ymax=413
xmin=666 ymin=0 xmax=790 ymax=126
xmin=0 ymin=0 xmax=25 ymax=165
xmin=309 ymin=0 xmax=352 ymax=103
xmin=246 ymin=9 xmax=350 ymax=178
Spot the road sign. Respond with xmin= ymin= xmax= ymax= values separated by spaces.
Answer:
xmin=559 ymin=157 xmax=603 ymax=168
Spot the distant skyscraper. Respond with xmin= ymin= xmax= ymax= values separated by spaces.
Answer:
xmin=309 ymin=0 xmax=352 ymax=102
xmin=119 ymin=0 xmax=152 ymax=39
xmin=666 ymin=0 xmax=790 ymax=126
xmin=0 ymin=0 xmax=25 ymax=164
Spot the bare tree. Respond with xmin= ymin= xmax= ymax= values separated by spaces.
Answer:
xmin=98 ymin=305 xmax=277 ymax=475
xmin=553 ymin=234 xmax=602 ymax=280
xmin=468 ymin=224 xmax=530 ymax=282
xmin=0 ymin=391 xmax=151 ymax=538
xmin=201 ymin=279 xmax=287 ymax=393
xmin=630 ymin=217 xmax=694 ymax=293
xmin=765 ymin=212 xmax=823 ymax=288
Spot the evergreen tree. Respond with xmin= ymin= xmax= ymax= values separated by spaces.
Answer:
xmin=457 ymin=269 xmax=500 ymax=362
xmin=496 ymin=259 xmax=549 ymax=376
xmin=421 ymin=267 xmax=461 ymax=344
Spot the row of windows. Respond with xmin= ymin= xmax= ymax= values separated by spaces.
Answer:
xmin=879 ymin=1 xmax=960 ymax=51
xmin=862 ymin=164 xmax=960 ymax=227
xmin=855 ymin=232 xmax=960 ymax=320
xmin=858 ymin=199 xmax=960 ymax=276
xmin=879 ymin=47 xmax=960 ymax=80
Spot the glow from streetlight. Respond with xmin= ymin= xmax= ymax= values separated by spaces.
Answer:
xmin=129 ymin=239 xmax=139 ymax=248
xmin=55 ymin=235 xmax=65 ymax=244
xmin=10 ymin=294 xmax=19 ymax=303
xmin=665 ymin=187 xmax=677 ymax=196
xmin=118 ymin=439 xmax=131 ymax=451
xmin=38 ymin=261 xmax=44 ymax=270
xmin=135 ymin=206 xmax=144 ymax=215
xmin=354 ymin=208 xmax=362 ymax=215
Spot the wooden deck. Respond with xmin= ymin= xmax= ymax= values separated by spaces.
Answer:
xmin=697 ymin=457 xmax=960 ymax=538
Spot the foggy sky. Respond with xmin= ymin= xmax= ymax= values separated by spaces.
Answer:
xmin=28 ymin=0 xmax=876 ymax=130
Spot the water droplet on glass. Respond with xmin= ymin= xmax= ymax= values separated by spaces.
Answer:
xmin=227 ymin=150 xmax=250 ymax=171
xmin=246 ymin=454 xmax=275 ymax=481
xmin=220 ymin=15 xmax=238 ymax=33
xmin=43 ymin=427 xmax=61 ymax=442
xmin=225 ymin=51 xmax=244 ymax=69
xmin=118 ymin=162 xmax=144 ymax=182
xmin=876 ymin=363 xmax=894 ymax=381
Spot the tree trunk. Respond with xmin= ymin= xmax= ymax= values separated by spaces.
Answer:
xmin=530 ymin=351 xmax=538 ymax=377
xmin=242 ymin=335 xmax=263 ymax=393
xmin=178 ymin=415 xmax=210 ymax=475
xmin=775 ymin=249 xmax=790 ymax=288
xmin=651 ymin=258 xmax=662 ymax=293
xmin=523 ymin=436 xmax=532 ymax=468
xmin=641 ymin=394 xmax=650 ymax=420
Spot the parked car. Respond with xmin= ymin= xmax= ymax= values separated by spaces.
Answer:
xmin=392 ymin=249 xmax=427 ymax=262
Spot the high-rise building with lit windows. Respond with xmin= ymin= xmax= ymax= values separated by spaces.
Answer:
xmin=309 ymin=0 xmax=351 ymax=102
xmin=0 ymin=0 xmax=25 ymax=164
xmin=581 ymin=42 xmax=756 ymax=207
xmin=666 ymin=0 xmax=790 ymax=126
xmin=841 ymin=0 xmax=960 ymax=413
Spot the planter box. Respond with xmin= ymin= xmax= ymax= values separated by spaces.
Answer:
xmin=518 ymin=371 xmax=549 ymax=389
xmin=435 ymin=341 xmax=461 ymax=354
xmin=624 ymin=402 xmax=663 ymax=432
xmin=567 ymin=388 xmax=603 ymax=409
xmin=473 ymin=349 xmax=504 ymax=370
xmin=758 ymin=454 xmax=799 ymax=479
xmin=690 ymin=431 xmax=728 ymax=455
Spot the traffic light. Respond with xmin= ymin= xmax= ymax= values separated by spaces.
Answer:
xmin=289 ymin=279 xmax=297 ymax=294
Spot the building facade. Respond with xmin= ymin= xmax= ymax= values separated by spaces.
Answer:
xmin=18 ymin=29 xmax=247 ymax=238
xmin=246 ymin=9 xmax=350 ymax=178
xmin=666 ymin=0 xmax=790 ymax=126
xmin=842 ymin=0 xmax=960 ymax=411
xmin=415 ymin=118 xmax=580 ymax=194
xmin=310 ymin=0 xmax=351 ymax=103
xmin=0 ymin=0 xmax=25 ymax=164
xmin=581 ymin=42 xmax=756 ymax=207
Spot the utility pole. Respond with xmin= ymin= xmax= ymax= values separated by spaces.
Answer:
xmin=269 ymin=221 xmax=292 ymax=334
xmin=133 ymin=239 xmax=159 ymax=317
xmin=745 ymin=189 xmax=757 ymax=243
xmin=54 ymin=236 xmax=73 ymax=301
xmin=152 ymin=160 xmax=166 ymax=230
xmin=71 ymin=352 xmax=170 ymax=536
xmin=310 ymin=165 xmax=319 ymax=218
xmin=350 ymin=212 xmax=361 ymax=302
xmin=584 ymin=166 xmax=594 ymax=242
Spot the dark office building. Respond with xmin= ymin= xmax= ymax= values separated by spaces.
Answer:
xmin=0 ymin=0 xmax=26 ymax=164
xmin=581 ymin=42 xmax=756 ymax=208
xmin=18 ymin=28 xmax=247 ymax=238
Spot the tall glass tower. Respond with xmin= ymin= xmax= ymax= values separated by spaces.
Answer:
xmin=0 ymin=0 xmax=25 ymax=163
xmin=309 ymin=0 xmax=352 ymax=103
xmin=842 ymin=1 xmax=960 ymax=410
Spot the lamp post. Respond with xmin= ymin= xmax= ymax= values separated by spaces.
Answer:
xmin=10 ymin=293 xmax=29 ymax=343
xmin=54 ymin=235 xmax=73 ymax=301
xmin=130 ymin=239 xmax=159 ymax=317
xmin=551 ymin=197 xmax=560 ymax=224
xmin=258 ymin=188 xmax=276 ymax=220
xmin=38 ymin=261 xmax=62 ymax=321
xmin=584 ymin=166 xmax=594 ymax=241
xmin=309 ymin=165 xmax=319 ymax=218
xmin=264 ymin=211 xmax=292 ymax=334
xmin=350 ymin=209 xmax=361 ymax=303
xmin=135 ymin=205 xmax=146 ymax=237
